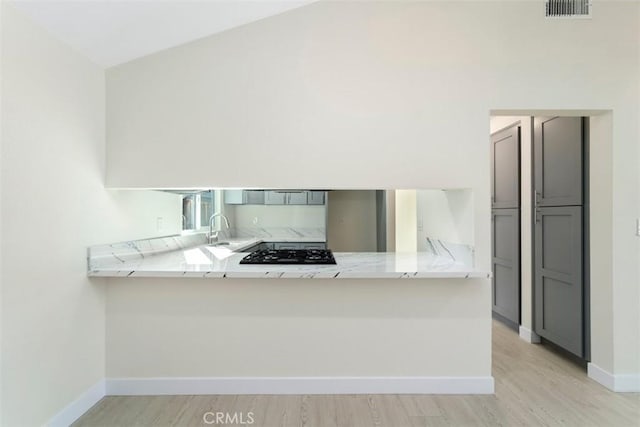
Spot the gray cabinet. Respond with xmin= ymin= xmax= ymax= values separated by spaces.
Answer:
xmin=227 ymin=190 xmax=325 ymax=206
xmin=307 ymin=191 xmax=325 ymax=205
xmin=491 ymin=126 xmax=520 ymax=209
xmin=492 ymin=209 xmax=520 ymax=325
xmin=224 ymin=190 xmax=265 ymax=205
xmin=490 ymin=124 xmax=521 ymax=328
xmin=273 ymin=242 xmax=326 ymax=250
xmin=265 ymin=191 xmax=309 ymax=205
xmin=534 ymin=117 xmax=583 ymax=207
xmin=286 ymin=192 xmax=308 ymax=205
xmin=533 ymin=116 xmax=586 ymax=358
xmin=264 ymin=191 xmax=287 ymax=205
xmin=244 ymin=190 xmax=265 ymax=204
xmin=534 ymin=206 xmax=583 ymax=357
xmin=242 ymin=241 xmax=326 ymax=251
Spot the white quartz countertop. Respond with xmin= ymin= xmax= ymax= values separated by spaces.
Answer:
xmin=89 ymin=243 xmax=489 ymax=279
xmin=88 ymin=228 xmax=488 ymax=279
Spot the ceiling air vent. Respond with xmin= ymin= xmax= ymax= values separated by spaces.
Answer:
xmin=545 ymin=0 xmax=592 ymax=18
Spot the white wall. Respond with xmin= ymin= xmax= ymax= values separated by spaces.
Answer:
xmin=327 ymin=190 xmax=377 ymax=251
xmin=104 ymin=190 xmax=182 ymax=242
xmin=0 ymin=2 xmax=4 ymax=421
xmin=231 ymin=204 xmax=325 ymax=229
xmin=0 ymin=5 xmax=181 ymax=425
xmin=105 ymin=1 xmax=638 ymax=378
xmin=589 ymin=113 xmax=614 ymax=373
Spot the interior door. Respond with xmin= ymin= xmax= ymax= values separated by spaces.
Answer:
xmin=533 ymin=117 xmax=584 ymax=358
xmin=490 ymin=125 xmax=521 ymax=326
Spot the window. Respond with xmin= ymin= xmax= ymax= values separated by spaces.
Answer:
xmin=182 ymin=190 xmax=216 ymax=231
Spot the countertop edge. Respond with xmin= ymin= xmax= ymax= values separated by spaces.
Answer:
xmin=89 ymin=270 xmax=491 ymax=280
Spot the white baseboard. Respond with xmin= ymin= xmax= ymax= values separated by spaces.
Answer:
xmin=106 ymin=376 xmax=495 ymax=395
xmin=588 ymin=363 xmax=640 ymax=392
xmin=519 ymin=326 xmax=541 ymax=344
xmin=47 ymin=380 xmax=106 ymax=427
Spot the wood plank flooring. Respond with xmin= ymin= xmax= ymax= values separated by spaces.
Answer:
xmin=73 ymin=321 xmax=640 ymax=426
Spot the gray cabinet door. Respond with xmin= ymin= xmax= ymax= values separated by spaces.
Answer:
xmin=264 ymin=191 xmax=287 ymax=205
xmin=534 ymin=206 xmax=583 ymax=357
xmin=534 ymin=117 xmax=583 ymax=207
xmin=307 ymin=191 xmax=325 ymax=205
xmin=492 ymin=209 xmax=520 ymax=325
xmin=533 ymin=116 xmax=585 ymax=358
xmin=273 ymin=242 xmax=326 ymax=250
xmin=244 ymin=190 xmax=265 ymax=204
xmin=491 ymin=125 xmax=520 ymax=209
xmin=286 ymin=192 xmax=308 ymax=205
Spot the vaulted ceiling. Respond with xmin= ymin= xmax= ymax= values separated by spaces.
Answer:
xmin=9 ymin=0 xmax=317 ymax=67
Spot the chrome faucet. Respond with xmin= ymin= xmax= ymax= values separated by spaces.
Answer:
xmin=208 ymin=213 xmax=230 ymax=244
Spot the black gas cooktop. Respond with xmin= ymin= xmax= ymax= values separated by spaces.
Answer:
xmin=240 ymin=249 xmax=337 ymax=265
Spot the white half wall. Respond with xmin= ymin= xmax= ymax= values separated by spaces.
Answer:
xmin=106 ymin=278 xmax=492 ymax=383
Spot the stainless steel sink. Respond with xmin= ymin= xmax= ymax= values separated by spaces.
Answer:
xmin=208 ymin=242 xmax=231 ymax=247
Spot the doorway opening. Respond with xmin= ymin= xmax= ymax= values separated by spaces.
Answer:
xmin=489 ymin=110 xmax=612 ymax=371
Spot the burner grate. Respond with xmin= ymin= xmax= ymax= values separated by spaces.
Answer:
xmin=240 ymin=249 xmax=337 ymax=265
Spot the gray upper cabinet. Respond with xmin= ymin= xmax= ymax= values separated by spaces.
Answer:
xmin=227 ymin=190 xmax=325 ymax=205
xmin=265 ymin=191 xmax=319 ymax=205
xmin=244 ymin=190 xmax=265 ymax=204
xmin=286 ymin=192 xmax=308 ymax=205
xmin=534 ymin=117 xmax=583 ymax=207
xmin=307 ymin=191 xmax=325 ymax=205
xmin=491 ymin=125 xmax=520 ymax=209
xmin=224 ymin=190 xmax=265 ymax=205
xmin=264 ymin=191 xmax=287 ymax=205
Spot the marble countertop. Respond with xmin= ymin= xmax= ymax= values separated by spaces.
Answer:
xmin=88 ymin=228 xmax=489 ymax=279
xmin=89 ymin=245 xmax=489 ymax=279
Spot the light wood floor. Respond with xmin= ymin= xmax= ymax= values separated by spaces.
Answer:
xmin=74 ymin=321 xmax=640 ymax=426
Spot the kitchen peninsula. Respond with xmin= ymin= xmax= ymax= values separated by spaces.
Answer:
xmin=93 ymin=190 xmax=493 ymax=396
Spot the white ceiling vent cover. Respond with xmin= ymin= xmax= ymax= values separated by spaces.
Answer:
xmin=545 ymin=0 xmax=592 ymax=18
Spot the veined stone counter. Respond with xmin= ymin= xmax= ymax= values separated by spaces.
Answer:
xmin=88 ymin=232 xmax=488 ymax=279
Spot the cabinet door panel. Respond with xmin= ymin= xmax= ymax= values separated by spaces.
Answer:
xmin=491 ymin=126 xmax=520 ymax=209
xmin=264 ymin=191 xmax=287 ymax=205
xmin=534 ymin=206 xmax=583 ymax=357
xmin=287 ymin=192 xmax=308 ymax=205
xmin=492 ymin=208 xmax=520 ymax=325
xmin=307 ymin=191 xmax=325 ymax=205
xmin=534 ymin=117 xmax=583 ymax=206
